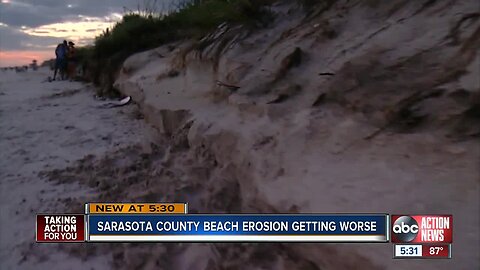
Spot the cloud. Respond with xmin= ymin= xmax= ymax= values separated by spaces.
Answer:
xmin=0 ymin=0 xmax=182 ymax=66
xmin=20 ymin=17 xmax=116 ymax=41
xmin=0 ymin=14 xmax=119 ymax=52
xmin=0 ymin=24 xmax=56 ymax=51
xmin=31 ymin=30 xmax=50 ymax=34
xmin=0 ymin=0 xmax=125 ymax=27
xmin=0 ymin=0 xmax=182 ymax=27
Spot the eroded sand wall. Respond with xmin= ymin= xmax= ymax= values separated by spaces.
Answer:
xmin=114 ymin=1 xmax=480 ymax=269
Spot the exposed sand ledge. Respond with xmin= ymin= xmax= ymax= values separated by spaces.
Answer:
xmin=114 ymin=1 xmax=479 ymax=269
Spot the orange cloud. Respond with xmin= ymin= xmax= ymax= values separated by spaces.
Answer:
xmin=21 ymin=14 xmax=120 ymax=42
xmin=0 ymin=50 xmax=52 ymax=67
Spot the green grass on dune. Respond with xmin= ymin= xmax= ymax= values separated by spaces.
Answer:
xmin=92 ymin=0 xmax=273 ymax=63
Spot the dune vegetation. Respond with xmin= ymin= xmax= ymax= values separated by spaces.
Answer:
xmin=79 ymin=0 xmax=291 ymax=96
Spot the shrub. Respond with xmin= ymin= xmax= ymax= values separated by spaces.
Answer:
xmin=92 ymin=0 xmax=273 ymax=61
xmin=84 ymin=0 xmax=275 ymax=96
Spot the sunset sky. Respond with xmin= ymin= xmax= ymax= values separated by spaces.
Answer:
xmin=0 ymin=0 xmax=179 ymax=67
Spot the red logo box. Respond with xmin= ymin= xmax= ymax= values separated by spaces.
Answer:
xmin=36 ymin=214 xmax=85 ymax=242
xmin=391 ymin=215 xmax=452 ymax=243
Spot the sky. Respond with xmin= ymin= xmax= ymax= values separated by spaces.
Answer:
xmin=0 ymin=0 xmax=179 ymax=67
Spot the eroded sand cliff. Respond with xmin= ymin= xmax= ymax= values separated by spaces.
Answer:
xmin=112 ymin=1 xmax=479 ymax=269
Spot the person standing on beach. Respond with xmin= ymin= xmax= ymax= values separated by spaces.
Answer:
xmin=67 ymin=41 xmax=77 ymax=81
xmin=53 ymin=40 xmax=68 ymax=81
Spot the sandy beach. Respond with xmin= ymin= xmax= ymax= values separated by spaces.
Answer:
xmin=0 ymin=68 xmax=150 ymax=269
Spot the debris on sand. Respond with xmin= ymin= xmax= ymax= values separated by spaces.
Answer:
xmin=97 ymin=96 xmax=132 ymax=109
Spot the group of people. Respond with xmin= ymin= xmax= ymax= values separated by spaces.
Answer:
xmin=53 ymin=40 xmax=76 ymax=81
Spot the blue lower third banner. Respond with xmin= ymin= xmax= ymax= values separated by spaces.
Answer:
xmin=87 ymin=214 xmax=389 ymax=242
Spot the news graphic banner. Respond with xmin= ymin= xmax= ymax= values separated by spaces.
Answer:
xmin=36 ymin=214 xmax=85 ymax=242
xmin=86 ymin=203 xmax=188 ymax=214
xmin=391 ymin=215 xmax=453 ymax=259
xmin=36 ymin=203 xmax=388 ymax=243
xmin=87 ymin=214 xmax=387 ymax=242
xmin=34 ymin=203 xmax=453 ymax=258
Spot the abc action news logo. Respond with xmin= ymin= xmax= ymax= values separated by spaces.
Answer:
xmin=391 ymin=215 xmax=452 ymax=243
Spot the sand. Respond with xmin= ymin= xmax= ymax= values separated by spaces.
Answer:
xmin=0 ymin=68 xmax=149 ymax=269
xmin=112 ymin=1 xmax=480 ymax=269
